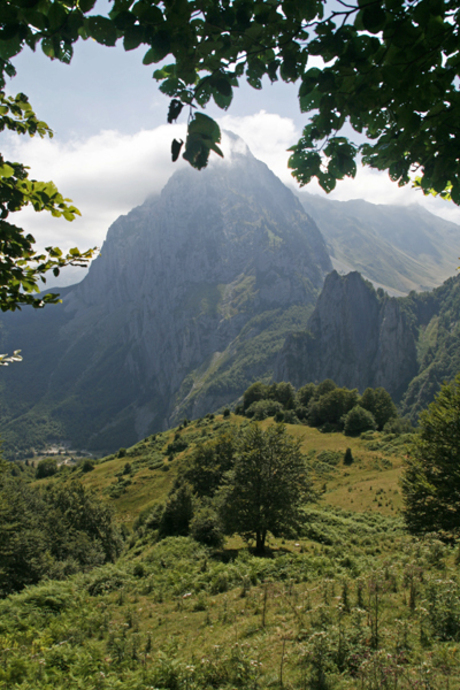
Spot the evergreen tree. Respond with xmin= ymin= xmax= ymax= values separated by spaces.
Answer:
xmin=402 ymin=374 xmax=460 ymax=537
xmin=343 ymin=448 xmax=354 ymax=466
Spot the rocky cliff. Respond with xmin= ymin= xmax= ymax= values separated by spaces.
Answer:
xmin=275 ymin=271 xmax=419 ymax=401
xmin=0 ymin=137 xmax=332 ymax=455
xmin=276 ymin=270 xmax=460 ymax=417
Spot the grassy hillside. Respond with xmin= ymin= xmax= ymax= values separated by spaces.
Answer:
xmin=66 ymin=414 xmax=406 ymax=524
xmin=3 ymin=416 xmax=459 ymax=689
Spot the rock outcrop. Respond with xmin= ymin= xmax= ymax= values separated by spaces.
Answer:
xmin=275 ymin=271 xmax=418 ymax=401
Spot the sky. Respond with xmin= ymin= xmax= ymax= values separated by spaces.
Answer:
xmin=3 ymin=31 xmax=460 ymax=286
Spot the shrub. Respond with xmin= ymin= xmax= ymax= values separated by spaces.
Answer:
xmin=297 ymin=382 xmax=317 ymax=408
xmin=315 ymin=379 xmax=337 ymax=397
xmin=343 ymin=406 xmax=377 ymax=436
xmin=383 ymin=417 xmax=413 ymax=435
xmin=270 ymin=381 xmax=296 ymax=409
xmin=80 ymin=459 xmax=95 ymax=473
xmin=308 ymin=388 xmax=359 ymax=430
xmin=166 ymin=438 xmax=188 ymax=455
xmin=283 ymin=409 xmax=300 ymax=424
xmin=243 ymin=381 xmax=270 ymax=411
xmin=190 ymin=505 xmax=224 ymax=548
xmin=35 ymin=457 xmax=58 ymax=479
xmin=185 ymin=431 xmax=235 ymax=498
xmin=159 ymin=484 xmax=194 ymax=537
xmin=245 ymin=399 xmax=284 ymax=420
xmin=360 ymin=387 xmax=398 ymax=430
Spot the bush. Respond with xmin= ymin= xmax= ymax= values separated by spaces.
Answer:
xmin=297 ymin=382 xmax=317 ymax=408
xmin=343 ymin=406 xmax=377 ymax=436
xmin=383 ymin=417 xmax=413 ymax=435
xmin=185 ymin=431 xmax=235 ymax=498
xmin=159 ymin=484 xmax=194 ymax=537
xmin=360 ymin=387 xmax=398 ymax=430
xmin=308 ymin=388 xmax=359 ymax=430
xmin=270 ymin=381 xmax=296 ymax=409
xmin=402 ymin=374 xmax=460 ymax=537
xmin=245 ymin=399 xmax=284 ymax=420
xmin=190 ymin=505 xmax=224 ymax=548
xmin=283 ymin=409 xmax=300 ymax=424
xmin=243 ymin=381 xmax=271 ymax=411
xmin=166 ymin=438 xmax=188 ymax=455
xmin=35 ymin=457 xmax=58 ymax=479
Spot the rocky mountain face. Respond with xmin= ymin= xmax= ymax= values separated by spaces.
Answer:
xmin=276 ymin=270 xmax=460 ymax=419
xmin=276 ymin=271 xmax=418 ymax=401
xmin=0 ymin=139 xmax=332 ymax=455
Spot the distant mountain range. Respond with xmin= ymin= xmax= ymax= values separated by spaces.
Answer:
xmin=1 ymin=138 xmax=459 ymax=457
xmin=298 ymin=191 xmax=459 ymax=295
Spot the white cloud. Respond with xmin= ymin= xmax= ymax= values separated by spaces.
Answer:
xmin=2 ymin=124 xmax=188 ymax=254
xmin=218 ymin=110 xmax=300 ymax=187
xmin=308 ymin=162 xmax=460 ymax=225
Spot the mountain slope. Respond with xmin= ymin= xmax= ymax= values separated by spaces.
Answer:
xmin=297 ymin=192 xmax=460 ymax=295
xmin=0 ymin=140 xmax=331 ymax=457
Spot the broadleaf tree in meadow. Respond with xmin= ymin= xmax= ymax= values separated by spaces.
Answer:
xmin=219 ymin=423 xmax=314 ymax=552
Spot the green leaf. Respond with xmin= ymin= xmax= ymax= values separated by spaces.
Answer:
xmin=79 ymin=0 xmax=97 ymax=12
xmin=159 ymin=77 xmax=180 ymax=96
xmin=214 ymin=77 xmax=232 ymax=98
xmin=86 ymin=16 xmax=118 ymax=46
xmin=317 ymin=171 xmax=336 ymax=193
xmin=0 ymin=37 xmax=22 ymax=61
xmin=182 ymin=113 xmax=223 ymax=170
xmin=171 ymin=138 xmax=183 ymax=162
xmin=0 ymin=163 xmax=14 ymax=178
xmin=212 ymin=89 xmax=232 ymax=110
xmin=299 ymin=87 xmax=321 ymax=112
xmin=361 ymin=6 xmax=387 ymax=33
xmin=123 ymin=25 xmax=145 ymax=51
xmin=48 ymin=2 xmax=68 ymax=30
xmin=143 ymin=31 xmax=171 ymax=64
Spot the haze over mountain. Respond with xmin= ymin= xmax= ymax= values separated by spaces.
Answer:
xmin=298 ymin=191 xmax=460 ymax=295
xmin=0 ymin=136 xmax=331 ymax=456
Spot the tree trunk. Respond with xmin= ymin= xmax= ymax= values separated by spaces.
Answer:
xmin=255 ymin=530 xmax=266 ymax=554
